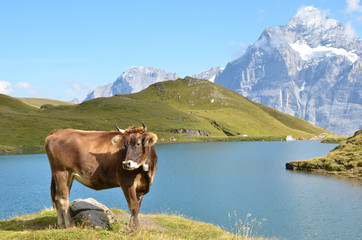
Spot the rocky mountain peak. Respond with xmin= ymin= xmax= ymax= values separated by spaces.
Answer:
xmin=84 ymin=66 xmax=178 ymax=101
xmin=215 ymin=6 xmax=362 ymax=135
xmin=287 ymin=6 xmax=339 ymax=30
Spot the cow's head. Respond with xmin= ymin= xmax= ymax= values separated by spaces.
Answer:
xmin=111 ymin=122 xmax=157 ymax=171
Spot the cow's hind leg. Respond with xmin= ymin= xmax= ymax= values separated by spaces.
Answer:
xmin=54 ymin=171 xmax=74 ymax=228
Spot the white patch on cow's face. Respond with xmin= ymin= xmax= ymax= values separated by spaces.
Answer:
xmin=122 ymin=160 xmax=140 ymax=171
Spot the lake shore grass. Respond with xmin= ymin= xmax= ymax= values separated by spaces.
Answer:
xmin=0 ymin=208 xmax=274 ymax=240
xmin=286 ymin=130 xmax=362 ymax=185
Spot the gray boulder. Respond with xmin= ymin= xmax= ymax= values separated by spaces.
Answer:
xmin=69 ymin=198 xmax=115 ymax=228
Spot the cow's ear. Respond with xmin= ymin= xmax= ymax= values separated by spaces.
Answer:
xmin=112 ymin=135 xmax=125 ymax=149
xmin=144 ymin=133 xmax=158 ymax=146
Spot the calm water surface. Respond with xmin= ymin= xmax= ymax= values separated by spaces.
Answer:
xmin=0 ymin=141 xmax=361 ymax=240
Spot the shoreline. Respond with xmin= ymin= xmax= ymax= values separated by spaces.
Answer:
xmin=286 ymin=165 xmax=362 ymax=186
xmin=0 ymin=136 xmax=298 ymax=155
xmin=0 ymin=147 xmax=45 ymax=155
xmin=1 ymin=137 xmax=334 ymax=155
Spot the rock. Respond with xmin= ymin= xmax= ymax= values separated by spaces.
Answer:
xmin=69 ymin=198 xmax=115 ymax=228
xmin=286 ymin=135 xmax=295 ymax=141
xmin=285 ymin=162 xmax=296 ymax=170
xmin=168 ymin=128 xmax=210 ymax=137
xmin=310 ymin=133 xmax=328 ymax=140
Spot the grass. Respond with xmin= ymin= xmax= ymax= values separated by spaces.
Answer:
xmin=286 ymin=129 xmax=362 ymax=183
xmin=0 ymin=77 xmax=333 ymax=152
xmin=0 ymin=209 xmax=273 ymax=240
xmin=18 ymin=98 xmax=76 ymax=108
xmin=321 ymin=137 xmax=347 ymax=143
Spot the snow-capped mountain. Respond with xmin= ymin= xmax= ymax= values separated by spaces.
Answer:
xmin=215 ymin=6 xmax=362 ymax=136
xmin=192 ymin=67 xmax=224 ymax=82
xmin=84 ymin=67 xmax=179 ymax=101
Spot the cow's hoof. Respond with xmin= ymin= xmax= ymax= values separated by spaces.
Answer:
xmin=57 ymin=224 xmax=66 ymax=229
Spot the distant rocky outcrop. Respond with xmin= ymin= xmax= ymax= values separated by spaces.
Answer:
xmin=192 ymin=67 xmax=224 ymax=82
xmin=70 ymin=98 xmax=80 ymax=104
xmin=69 ymin=198 xmax=115 ymax=228
xmin=215 ymin=6 xmax=362 ymax=136
xmin=168 ymin=128 xmax=210 ymax=137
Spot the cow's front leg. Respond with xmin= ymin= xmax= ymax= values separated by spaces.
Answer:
xmin=124 ymin=186 xmax=140 ymax=230
xmin=137 ymin=194 xmax=144 ymax=209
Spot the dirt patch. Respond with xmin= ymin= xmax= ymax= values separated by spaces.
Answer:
xmin=113 ymin=212 xmax=166 ymax=232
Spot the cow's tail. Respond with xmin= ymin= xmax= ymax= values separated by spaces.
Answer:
xmin=50 ymin=175 xmax=56 ymax=208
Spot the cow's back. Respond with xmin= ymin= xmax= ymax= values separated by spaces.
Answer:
xmin=45 ymin=129 xmax=123 ymax=189
xmin=47 ymin=130 xmax=85 ymax=175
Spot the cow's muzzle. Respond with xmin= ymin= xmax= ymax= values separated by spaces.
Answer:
xmin=122 ymin=160 xmax=139 ymax=170
xmin=122 ymin=160 xmax=149 ymax=171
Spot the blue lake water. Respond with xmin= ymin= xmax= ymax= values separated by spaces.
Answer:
xmin=0 ymin=141 xmax=361 ymax=240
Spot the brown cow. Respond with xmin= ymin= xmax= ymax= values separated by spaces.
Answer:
xmin=45 ymin=123 xmax=158 ymax=229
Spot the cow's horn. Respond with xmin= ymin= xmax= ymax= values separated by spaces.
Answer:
xmin=141 ymin=120 xmax=147 ymax=131
xmin=115 ymin=123 xmax=125 ymax=133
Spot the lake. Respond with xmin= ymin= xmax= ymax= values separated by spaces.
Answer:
xmin=0 ymin=141 xmax=361 ymax=240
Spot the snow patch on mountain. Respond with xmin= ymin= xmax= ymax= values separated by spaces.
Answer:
xmin=290 ymin=41 xmax=358 ymax=63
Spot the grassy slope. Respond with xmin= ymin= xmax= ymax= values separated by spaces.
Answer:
xmin=18 ymin=98 xmax=76 ymax=108
xmin=0 ymin=209 xmax=272 ymax=240
xmin=287 ymin=130 xmax=362 ymax=183
xmin=0 ymin=77 xmax=331 ymax=152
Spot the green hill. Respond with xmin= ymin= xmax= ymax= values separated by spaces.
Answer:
xmin=0 ymin=77 xmax=332 ymax=152
xmin=286 ymin=130 xmax=362 ymax=183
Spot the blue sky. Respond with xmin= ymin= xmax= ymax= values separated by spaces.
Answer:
xmin=0 ymin=0 xmax=361 ymax=101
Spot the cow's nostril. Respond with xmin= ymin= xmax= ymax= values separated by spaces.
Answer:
xmin=123 ymin=161 xmax=132 ymax=168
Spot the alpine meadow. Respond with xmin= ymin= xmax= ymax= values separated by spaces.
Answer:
xmin=0 ymin=77 xmax=331 ymax=153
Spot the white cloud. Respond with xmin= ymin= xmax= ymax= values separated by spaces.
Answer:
xmin=229 ymin=41 xmax=248 ymax=58
xmin=15 ymin=81 xmax=32 ymax=89
xmin=346 ymin=0 xmax=362 ymax=13
xmin=60 ymin=79 xmax=93 ymax=100
xmin=258 ymin=9 xmax=266 ymax=22
xmin=0 ymin=81 xmax=13 ymax=95
xmin=357 ymin=15 xmax=362 ymax=22
xmin=344 ymin=21 xmax=358 ymax=38
xmin=229 ymin=41 xmax=247 ymax=47
xmin=61 ymin=79 xmax=83 ymax=92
